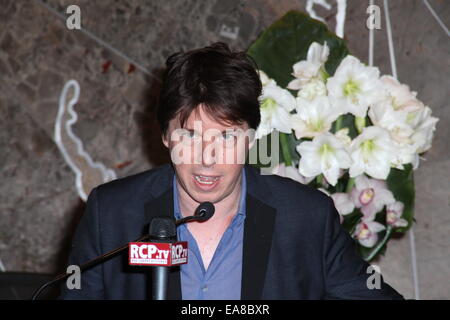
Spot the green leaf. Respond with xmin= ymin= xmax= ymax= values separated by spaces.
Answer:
xmin=247 ymin=10 xmax=349 ymax=89
xmin=386 ymin=164 xmax=415 ymax=233
xmin=330 ymin=113 xmax=358 ymax=138
xmin=342 ymin=209 xmax=362 ymax=234
xmin=279 ymin=132 xmax=293 ymax=166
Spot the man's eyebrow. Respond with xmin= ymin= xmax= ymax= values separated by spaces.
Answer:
xmin=220 ymin=128 xmax=238 ymax=134
xmin=184 ymin=127 xmax=239 ymax=133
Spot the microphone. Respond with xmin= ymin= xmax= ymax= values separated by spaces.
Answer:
xmin=146 ymin=202 xmax=214 ymax=300
xmin=142 ymin=202 xmax=215 ymax=300
xmin=148 ymin=216 xmax=176 ymax=300
xmin=194 ymin=201 xmax=215 ymax=221
xmin=175 ymin=201 xmax=215 ymax=226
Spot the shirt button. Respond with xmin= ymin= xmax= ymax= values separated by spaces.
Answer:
xmin=202 ymin=285 xmax=208 ymax=292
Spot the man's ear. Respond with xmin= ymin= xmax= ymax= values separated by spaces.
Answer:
xmin=162 ymin=133 xmax=169 ymax=149
xmin=248 ymin=137 xmax=256 ymax=150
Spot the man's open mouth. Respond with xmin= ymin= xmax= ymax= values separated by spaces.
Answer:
xmin=194 ymin=175 xmax=221 ymax=185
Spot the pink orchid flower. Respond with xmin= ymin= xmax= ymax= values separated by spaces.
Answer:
xmin=350 ymin=174 xmax=395 ymax=221
xmin=386 ymin=201 xmax=408 ymax=228
xmin=353 ymin=220 xmax=386 ymax=248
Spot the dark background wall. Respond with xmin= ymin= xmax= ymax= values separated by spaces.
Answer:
xmin=0 ymin=0 xmax=448 ymax=299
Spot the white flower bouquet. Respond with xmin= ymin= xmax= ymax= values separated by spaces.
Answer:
xmin=248 ymin=11 xmax=439 ymax=261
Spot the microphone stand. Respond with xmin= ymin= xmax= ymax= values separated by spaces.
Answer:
xmin=31 ymin=233 xmax=151 ymax=300
xmin=31 ymin=207 xmax=213 ymax=300
xmin=175 ymin=215 xmax=201 ymax=226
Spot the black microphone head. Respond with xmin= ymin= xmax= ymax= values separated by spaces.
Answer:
xmin=194 ymin=202 xmax=215 ymax=222
xmin=149 ymin=216 xmax=177 ymax=240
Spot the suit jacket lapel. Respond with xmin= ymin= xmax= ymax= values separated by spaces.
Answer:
xmin=241 ymin=166 xmax=277 ymax=300
xmin=143 ymin=169 xmax=182 ymax=300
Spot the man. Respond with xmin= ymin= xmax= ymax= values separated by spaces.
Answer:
xmin=59 ymin=42 xmax=403 ymax=300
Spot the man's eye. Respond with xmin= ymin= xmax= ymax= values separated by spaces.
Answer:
xmin=223 ymin=133 xmax=235 ymax=140
xmin=183 ymin=131 xmax=198 ymax=139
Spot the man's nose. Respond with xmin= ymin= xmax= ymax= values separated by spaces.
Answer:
xmin=201 ymin=137 xmax=216 ymax=166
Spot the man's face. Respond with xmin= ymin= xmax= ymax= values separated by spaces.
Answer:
xmin=162 ymin=104 xmax=254 ymax=204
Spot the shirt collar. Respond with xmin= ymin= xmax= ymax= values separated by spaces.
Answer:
xmin=173 ymin=166 xmax=247 ymax=221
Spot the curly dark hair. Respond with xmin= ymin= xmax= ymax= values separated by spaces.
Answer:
xmin=157 ymin=42 xmax=262 ymax=136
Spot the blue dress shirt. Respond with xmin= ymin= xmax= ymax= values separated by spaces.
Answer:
xmin=172 ymin=167 xmax=247 ymax=300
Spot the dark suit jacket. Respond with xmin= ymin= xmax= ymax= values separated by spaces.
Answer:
xmin=59 ymin=163 xmax=404 ymax=300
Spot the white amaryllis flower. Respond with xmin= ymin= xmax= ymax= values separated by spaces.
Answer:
xmin=391 ymin=143 xmax=418 ymax=170
xmin=334 ymin=128 xmax=352 ymax=148
xmin=369 ymin=76 xmax=422 ymax=166
xmin=349 ymin=126 xmax=397 ymax=180
xmin=296 ymin=132 xmax=352 ymax=186
xmin=404 ymin=106 xmax=438 ymax=169
xmin=386 ymin=201 xmax=408 ymax=228
xmin=331 ymin=192 xmax=355 ymax=216
xmin=270 ymin=162 xmax=315 ymax=185
xmin=287 ymin=42 xmax=329 ymax=90
xmin=368 ymin=98 xmax=414 ymax=145
xmin=368 ymin=99 xmax=417 ymax=169
xmin=291 ymin=95 xmax=343 ymax=139
xmin=255 ymin=72 xmax=296 ymax=139
xmin=368 ymin=76 xmax=439 ymax=170
xmin=258 ymin=69 xmax=276 ymax=86
xmin=379 ymin=75 xmax=424 ymax=112
xmin=327 ymin=55 xmax=383 ymax=118
xmin=350 ymin=174 xmax=395 ymax=221
xmin=353 ymin=220 xmax=386 ymax=248
xmin=409 ymin=106 xmax=439 ymax=155
xmin=297 ymin=78 xmax=327 ymax=100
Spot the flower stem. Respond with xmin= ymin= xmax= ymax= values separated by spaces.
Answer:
xmin=355 ymin=116 xmax=366 ymax=134
xmin=345 ymin=177 xmax=355 ymax=193
xmin=363 ymin=225 xmax=393 ymax=262
xmin=316 ymin=174 xmax=324 ymax=187
xmin=279 ymin=132 xmax=292 ymax=167
xmin=335 ymin=115 xmax=343 ymax=132
xmin=349 ymin=222 xmax=357 ymax=237
xmin=319 ymin=67 xmax=330 ymax=81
